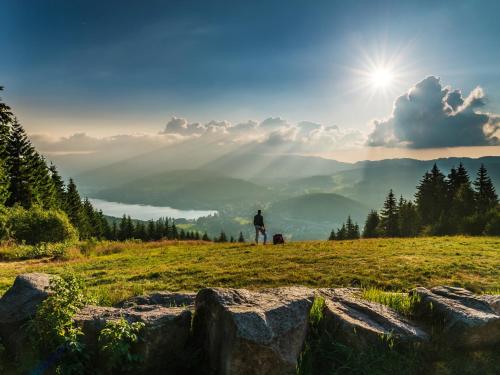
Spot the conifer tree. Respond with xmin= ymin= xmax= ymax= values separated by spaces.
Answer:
xmin=180 ymin=229 xmax=186 ymax=240
xmin=202 ymin=232 xmax=210 ymax=241
xmin=65 ymin=178 xmax=85 ymax=236
xmin=230 ymin=235 xmax=235 ymax=243
xmin=0 ymin=161 xmax=9 ymax=206
xmin=397 ymin=197 xmax=419 ymax=237
xmin=336 ymin=224 xmax=346 ymax=240
xmin=0 ymin=86 xmax=13 ymax=153
xmin=474 ymin=164 xmax=498 ymax=213
xmin=328 ymin=229 xmax=336 ymax=240
xmin=380 ymin=189 xmax=399 ymax=236
xmin=118 ymin=215 xmax=128 ymax=241
xmin=126 ymin=216 xmax=134 ymax=238
xmin=362 ymin=210 xmax=380 ymax=238
xmin=195 ymin=231 xmax=200 ymax=240
xmin=238 ymin=232 xmax=245 ymax=242
xmin=111 ymin=221 xmax=118 ymax=241
xmin=172 ymin=222 xmax=179 ymax=239
xmin=146 ymin=220 xmax=155 ymax=241
xmin=5 ymin=119 xmax=34 ymax=207
xmin=218 ymin=231 xmax=227 ymax=242
xmin=49 ymin=163 xmax=66 ymax=207
xmin=415 ymin=164 xmax=448 ymax=226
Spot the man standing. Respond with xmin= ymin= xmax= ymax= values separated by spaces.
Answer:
xmin=254 ymin=209 xmax=267 ymax=244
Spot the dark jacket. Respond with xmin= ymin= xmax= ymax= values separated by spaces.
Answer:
xmin=253 ymin=214 xmax=264 ymax=227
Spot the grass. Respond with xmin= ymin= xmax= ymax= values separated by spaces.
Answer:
xmin=0 ymin=236 xmax=499 ymax=305
xmin=361 ymin=288 xmax=420 ymax=316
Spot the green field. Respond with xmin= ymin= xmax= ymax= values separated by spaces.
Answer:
xmin=0 ymin=236 xmax=499 ymax=305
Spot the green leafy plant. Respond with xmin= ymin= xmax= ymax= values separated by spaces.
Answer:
xmin=98 ymin=317 xmax=145 ymax=373
xmin=29 ymin=273 xmax=92 ymax=374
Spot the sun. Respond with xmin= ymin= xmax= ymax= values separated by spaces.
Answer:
xmin=369 ymin=68 xmax=394 ymax=89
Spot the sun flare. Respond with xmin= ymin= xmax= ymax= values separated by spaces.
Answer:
xmin=369 ymin=68 xmax=394 ymax=89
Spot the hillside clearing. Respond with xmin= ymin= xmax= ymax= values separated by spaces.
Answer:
xmin=0 ymin=236 xmax=498 ymax=305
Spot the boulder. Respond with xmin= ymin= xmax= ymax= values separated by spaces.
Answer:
xmin=0 ymin=273 xmax=53 ymax=354
xmin=117 ymin=291 xmax=196 ymax=308
xmin=74 ymin=304 xmax=192 ymax=373
xmin=192 ymin=287 xmax=315 ymax=375
xmin=411 ymin=286 xmax=500 ymax=348
xmin=318 ymin=288 xmax=428 ymax=350
xmin=0 ymin=273 xmax=52 ymax=324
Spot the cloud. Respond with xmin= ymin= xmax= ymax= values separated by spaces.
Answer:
xmin=160 ymin=117 xmax=205 ymax=135
xmin=367 ymin=76 xmax=500 ymax=148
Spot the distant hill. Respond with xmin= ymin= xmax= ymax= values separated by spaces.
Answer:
xmin=278 ymin=156 xmax=500 ymax=209
xmin=265 ymin=193 xmax=369 ymax=240
xmin=93 ymin=169 xmax=277 ymax=210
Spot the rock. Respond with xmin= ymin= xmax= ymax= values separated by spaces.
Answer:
xmin=411 ymin=286 xmax=500 ymax=348
xmin=74 ymin=304 xmax=192 ymax=373
xmin=0 ymin=273 xmax=55 ymax=358
xmin=318 ymin=288 xmax=428 ymax=350
xmin=117 ymin=291 xmax=196 ymax=308
xmin=192 ymin=287 xmax=315 ymax=375
xmin=0 ymin=273 xmax=52 ymax=324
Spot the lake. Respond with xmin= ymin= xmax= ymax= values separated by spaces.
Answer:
xmin=89 ymin=198 xmax=217 ymax=221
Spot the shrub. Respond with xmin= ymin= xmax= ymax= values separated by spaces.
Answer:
xmin=0 ymin=207 xmax=8 ymax=241
xmin=484 ymin=209 xmax=500 ymax=235
xmin=29 ymin=273 xmax=92 ymax=374
xmin=98 ymin=317 xmax=145 ymax=373
xmin=7 ymin=206 xmax=78 ymax=245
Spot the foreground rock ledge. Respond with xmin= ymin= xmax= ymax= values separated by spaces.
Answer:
xmin=192 ymin=287 xmax=315 ymax=375
xmin=412 ymin=286 xmax=500 ymax=348
xmin=318 ymin=288 xmax=429 ymax=350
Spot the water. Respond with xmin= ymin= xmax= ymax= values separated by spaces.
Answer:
xmin=89 ymin=198 xmax=217 ymax=221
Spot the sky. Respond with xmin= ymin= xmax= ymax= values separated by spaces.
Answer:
xmin=1 ymin=0 xmax=500 ymax=162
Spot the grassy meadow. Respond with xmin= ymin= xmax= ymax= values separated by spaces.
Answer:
xmin=0 ymin=236 xmax=498 ymax=305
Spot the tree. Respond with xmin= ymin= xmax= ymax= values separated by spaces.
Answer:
xmin=0 ymin=160 xmax=9 ymax=206
xmin=218 ymin=231 xmax=228 ymax=243
xmin=238 ymin=232 xmax=245 ymax=242
xmin=328 ymin=229 xmax=336 ymax=240
xmin=397 ymin=197 xmax=419 ymax=237
xmin=202 ymin=232 xmax=210 ymax=241
xmin=415 ymin=164 xmax=448 ymax=227
xmin=49 ymin=163 xmax=66 ymax=208
xmin=380 ymin=189 xmax=399 ymax=236
xmin=362 ymin=210 xmax=380 ymax=238
xmin=64 ymin=178 xmax=85 ymax=236
xmin=345 ymin=215 xmax=359 ymax=239
xmin=146 ymin=220 xmax=155 ymax=241
xmin=474 ymin=164 xmax=498 ymax=214
xmin=5 ymin=119 xmax=34 ymax=208
xmin=0 ymin=86 xmax=13 ymax=154
xmin=171 ymin=222 xmax=179 ymax=239
xmin=336 ymin=224 xmax=346 ymax=240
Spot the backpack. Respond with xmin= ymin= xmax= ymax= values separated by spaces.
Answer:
xmin=273 ymin=233 xmax=285 ymax=245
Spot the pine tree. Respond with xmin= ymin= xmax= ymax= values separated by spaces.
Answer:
xmin=172 ymin=222 xmax=179 ymax=239
xmin=0 ymin=160 xmax=9 ymax=206
xmin=49 ymin=163 xmax=66 ymax=208
xmin=230 ymin=236 xmax=235 ymax=243
xmin=362 ymin=210 xmax=380 ymax=238
xmin=111 ymin=221 xmax=118 ymax=241
xmin=194 ymin=231 xmax=200 ymax=240
xmin=238 ymin=232 xmax=245 ymax=242
xmin=202 ymin=232 xmax=210 ymax=241
xmin=180 ymin=229 xmax=186 ymax=240
xmin=146 ymin=220 xmax=155 ymax=241
xmin=380 ymin=189 xmax=399 ymax=237
xmin=336 ymin=224 xmax=346 ymax=240
xmin=474 ymin=164 xmax=498 ymax=213
xmin=328 ymin=229 xmax=336 ymax=240
xmin=29 ymin=151 xmax=57 ymax=208
xmin=218 ymin=231 xmax=227 ymax=243
xmin=5 ymin=119 xmax=34 ymax=207
xmin=118 ymin=215 xmax=128 ymax=241
xmin=126 ymin=216 xmax=134 ymax=239
xmin=415 ymin=164 xmax=448 ymax=227
xmin=397 ymin=197 xmax=419 ymax=237
xmin=345 ymin=215 xmax=359 ymax=239
xmin=65 ymin=178 xmax=85 ymax=236
xmin=0 ymin=86 xmax=13 ymax=154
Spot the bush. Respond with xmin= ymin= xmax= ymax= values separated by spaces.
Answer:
xmin=7 ymin=206 xmax=78 ymax=245
xmin=98 ymin=318 xmax=145 ymax=373
xmin=484 ymin=209 xmax=500 ymax=235
xmin=0 ymin=207 xmax=8 ymax=241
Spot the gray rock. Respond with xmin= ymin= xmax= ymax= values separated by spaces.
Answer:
xmin=411 ymin=286 xmax=500 ymax=348
xmin=0 ymin=273 xmax=54 ymax=357
xmin=193 ymin=287 xmax=315 ymax=375
xmin=0 ymin=273 xmax=52 ymax=324
xmin=318 ymin=288 xmax=428 ymax=350
xmin=74 ymin=304 xmax=192 ymax=373
xmin=116 ymin=291 xmax=196 ymax=308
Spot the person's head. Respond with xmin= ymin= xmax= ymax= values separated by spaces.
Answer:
xmin=257 ymin=209 xmax=262 ymax=215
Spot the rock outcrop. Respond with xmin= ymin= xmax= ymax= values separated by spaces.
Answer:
xmin=192 ymin=287 xmax=315 ymax=375
xmin=1 ymin=273 xmax=499 ymax=374
xmin=411 ymin=286 xmax=500 ymax=348
xmin=318 ymin=288 xmax=428 ymax=350
xmin=0 ymin=273 xmax=53 ymax=354
xmin=74 ymin=299 xmax=193 ymax=373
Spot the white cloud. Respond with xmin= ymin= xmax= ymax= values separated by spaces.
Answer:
xmin=367 ymin=76 xmax=500 ymax=148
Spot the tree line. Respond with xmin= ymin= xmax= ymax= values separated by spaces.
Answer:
xmin=330 ymin=163 xmax=499 ymax=240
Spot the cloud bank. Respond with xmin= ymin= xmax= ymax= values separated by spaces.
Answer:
xmin=367 ymin=76 xmax=500 ymax=148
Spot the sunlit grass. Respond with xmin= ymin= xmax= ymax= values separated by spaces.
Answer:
xmin=0 ymin=236 xmax=498 ymax=306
